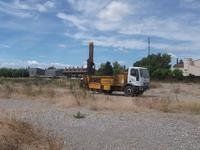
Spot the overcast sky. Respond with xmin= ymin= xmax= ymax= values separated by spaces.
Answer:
xmin=0 ymin=0 xmax=200 ymax=68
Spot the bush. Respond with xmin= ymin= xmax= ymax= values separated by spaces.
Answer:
xmin=0 ymin=68 xmax=29 ymax=78
xmin=96 ymin=61 xmax=113 ymax=76
xmin=172 ymin=69 xmax=183 ymax=80
xmin=151 ymin=69 xmax=172 ymax=80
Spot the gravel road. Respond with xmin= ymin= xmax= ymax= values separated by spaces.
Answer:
xmin=0 ymin=99 xmax=200 ymax=150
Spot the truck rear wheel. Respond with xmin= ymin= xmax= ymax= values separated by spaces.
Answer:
xmin=124 ymin=86 xmax=134 ymax=97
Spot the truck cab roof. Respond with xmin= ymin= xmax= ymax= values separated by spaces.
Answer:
xmin=129 ymin=67 xmax=148 ymax=70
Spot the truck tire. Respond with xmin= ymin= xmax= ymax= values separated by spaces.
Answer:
xmin=124 ymin=86 xmax=134 ymax=97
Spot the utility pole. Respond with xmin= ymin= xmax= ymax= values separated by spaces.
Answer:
xmin=148 ymin=37 xmax=151 ymax=75
xmin=148 ymin=37 xmax=150 ymax=57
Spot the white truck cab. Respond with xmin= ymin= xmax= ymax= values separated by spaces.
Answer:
xmin=124 ymin=67 xmax=150 ymax=96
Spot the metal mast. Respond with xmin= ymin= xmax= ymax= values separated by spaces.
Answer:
xmin=148 ymin=37 xmax=151 ymax=74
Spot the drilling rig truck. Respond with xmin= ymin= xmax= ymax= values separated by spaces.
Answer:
xmin=81 ymin=42 xmax=150 ymax=96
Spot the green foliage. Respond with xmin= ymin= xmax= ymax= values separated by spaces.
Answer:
xmin=112 ymin=61 xmax=125 ymax=75
xmin=73 ymin=111 xmax=85 ymax=119
xmin=96 ymin=61 xmax=113 ymax=76
xmin=95 ymin=61 xmax=125 ymax=76
xmin=134 ymin=53 xmax=172 ymax=79
xmin=151 ymin=69 xmax=172 ymax=80
xmin=134 ymin=53 xmax=171 ymax=75
xmin=0 ymin=68 xmax=29 ymax=78
xmin=172 ymin=69 xmax=183 ymax=80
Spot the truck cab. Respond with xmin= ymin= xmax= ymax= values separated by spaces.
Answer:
xmin=124 ymin=67 xmax=150 ymax=96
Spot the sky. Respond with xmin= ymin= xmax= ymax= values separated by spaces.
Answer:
xmin=0 ymin=0 xmax=200 ymax=68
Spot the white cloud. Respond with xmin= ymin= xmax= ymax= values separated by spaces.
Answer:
xmin=44 ymin=1 xmax=55 ymax=9
xmin=0 ymin=0 xmax=55 ymax=18
xmin=27 ymin=60 xmax=40 ymax=66
xmin=181 ymin=0 xmax=200 ymax=9
xmin=0 ymin=44 xmax=10 ymax=48
xmin=58 ymin=44 xmax=66 ymax=48
xmin=65 ymin=31 xmax=146 ymax=50
xmin=0 ymin=59 xmax=69 ymax=69
xmin=35 ymin=1 xmax=55 ymax=12
xmin=36 ymin=4 xmax=47 ymax=12
xmin=0 ymin=1 xmax=32 ymax=18
xmin=57 ymin=13 xmax=87 ymax=30
xmin=67 ymin=0 xmax=109 ymax=15
xmin=97 ymin=1 xmax=131 ymax=22
xmin=14 ymin=0 xmax=30 ymax=10
xmin=168 ymin=53 xmax=177 ymax=59
xmin=59 ymin=0 xmax=200 ymax=54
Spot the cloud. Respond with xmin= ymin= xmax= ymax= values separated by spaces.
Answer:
xmin=61 ymin=0 xmax=200 ymax=54
xmin=168 ymin=52 xmax=177 ymax=59
xmin=97 ymin=1 xmax=131 ymax=22
xmin=0 ymin=0 xmax=55 ymax=18
xmin=27 ymin=60 xmax=40 ymax=66
xmin=0 ymin=1 xmax=32 ymax=18
xmin=0 ymin=44 xmax=10 ymax=48
xmin=65 ymin=31 xmax=146 ymax=50
xmin=0 ymin=59 xmax=69 ymax=69
xmin=57 ymin=13 xmax=87 ymax=30
xmin=44 ymin=1 xmax=55 ymax=9
xmin=181 ymin=0 xmax=200 ymax=9
xmin=58 ymin=44 xmax=67 ymax=48
xmin=67 ymin=0 xmax=109 ymax=15
xmin=35 ymin=1 xmax=55 ymax=12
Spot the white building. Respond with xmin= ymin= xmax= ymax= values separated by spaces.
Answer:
xmin=174 ymin=58 xmax=200 ymax=76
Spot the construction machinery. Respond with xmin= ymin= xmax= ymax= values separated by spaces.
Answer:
xmin=81 ymin=42 xmax=150 ymax=96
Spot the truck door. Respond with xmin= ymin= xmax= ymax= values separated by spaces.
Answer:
xmin=128 ymin=68 xmax=140 ymax=86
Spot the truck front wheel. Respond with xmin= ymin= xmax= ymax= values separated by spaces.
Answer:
xmin=124 ymin=86 xmax=134 ymax=97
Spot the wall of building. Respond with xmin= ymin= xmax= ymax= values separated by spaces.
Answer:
xmin=183 ymin=58 xmax=200 ymax=76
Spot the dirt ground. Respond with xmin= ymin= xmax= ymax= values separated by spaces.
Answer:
xmin=0 ymin=80 xmax=200 ymax=149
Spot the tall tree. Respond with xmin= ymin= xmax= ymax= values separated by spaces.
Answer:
xmin=134 ymin=53 xmax=171 ymax=75
xmin=96 ymin=61 xmax=113 ymax=76
xmin=112 ymin=61 xmax=124 ymax=75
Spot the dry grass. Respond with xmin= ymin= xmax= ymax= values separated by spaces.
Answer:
xmin=150 ymin=82 xmax=162 ymax=89
xmin=0 ymin=117 xmax=64 ymax=150
xmin=133 ymin=98 xmax=200 ymax=114
xmin=0 ymin=78 xmax=200 ymax=114
xmin=0 ymin=78 xmax=68 ymax=100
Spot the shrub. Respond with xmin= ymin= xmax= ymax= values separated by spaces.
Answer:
xmin=151 ymin=69 xmax=172 ymax=80
xmin=172 ymin=69 xmax=183 ymax=80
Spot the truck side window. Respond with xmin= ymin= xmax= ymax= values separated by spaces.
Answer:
xmin=131 ymin=69 xmax=139 ymax=81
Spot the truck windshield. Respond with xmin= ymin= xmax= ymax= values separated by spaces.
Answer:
xmin=140 ymin=69 xmax=149 ymax=78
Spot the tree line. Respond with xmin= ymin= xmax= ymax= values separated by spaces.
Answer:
xmin=96 ymin=53 xmax=184 ymax=80
xmin=0 ymin=68 xmax=29 ymax=78
xmin=133 ymin=53 xmax=183 ymax=80
xmin=0 ymin=53 xmax=184 ymax=80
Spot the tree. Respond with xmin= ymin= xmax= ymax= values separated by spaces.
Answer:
xmin=152 ymin=69 xmax=172 ymax=80
xmin=0 ymin=68 xmax=29 ymax=78
xmin=112 ymin=61 xmax=124 ymax=75
xmin=134 ymin=53 xmax=171 ymax=77
xmin=96 ymin=61 xmax=113 ymax=76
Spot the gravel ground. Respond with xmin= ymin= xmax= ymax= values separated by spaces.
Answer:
xmin=0 ymin=99 xmax=200 ymax=150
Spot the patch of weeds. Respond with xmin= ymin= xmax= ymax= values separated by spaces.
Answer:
xmin=73 ymin=111 xmax=85 ymax=119
xmin=3 ymin=84 xmax=15 ymax=98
